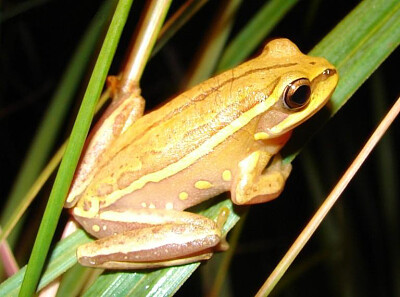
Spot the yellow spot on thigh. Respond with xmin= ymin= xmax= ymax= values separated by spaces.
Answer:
xmin=165 ymin=202 xmax=173 ymax=210
xmin=222 ymin=170 xmax=232 ymax=182
xmin=149 ymin=203 xmax=156 ymax=209
xmin=102 ymin=225 xmax=107 ymax=231
xmin=195 ymin=180 xmax=213 ymax=190
xmin=141 ymin=202 xmax=147 ymax=208
xmin=92 ymin=225 xmax=100 ymax=232
xmin=179 ymin=192 xmax=188 ymax=200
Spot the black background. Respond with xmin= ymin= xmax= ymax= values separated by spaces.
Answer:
xmin=1 ymin=1 xmax=399 ymax=296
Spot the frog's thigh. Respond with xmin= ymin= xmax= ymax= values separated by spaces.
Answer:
xmin=77 ymin=209 xmax=223 ymax=269
xmin=66 ymin=88 xmax=145 ymax=207
xmin=232 ymin=151 xmax=292 ymax=205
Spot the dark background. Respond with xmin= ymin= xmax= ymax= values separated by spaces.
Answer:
xmin=1 ymin=0 xmax=399 ymax=296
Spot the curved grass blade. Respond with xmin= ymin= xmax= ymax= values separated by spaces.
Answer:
xmin=0 ymin=230 xmax=91 ymax=297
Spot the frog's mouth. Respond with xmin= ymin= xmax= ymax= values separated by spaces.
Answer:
xmin=260 ymin=68 xmax=338 ymax=138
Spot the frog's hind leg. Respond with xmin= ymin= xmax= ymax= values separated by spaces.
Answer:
xmin=75 ymin=208 xmax=229 ymax=269
xmin=65 ymin=82 xmax=145 ymax=208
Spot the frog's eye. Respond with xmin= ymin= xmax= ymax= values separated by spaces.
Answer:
xmin=282 ymin=78 xmax=311 ymax=110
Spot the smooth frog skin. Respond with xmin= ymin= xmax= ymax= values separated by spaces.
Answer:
xmin=65 ymin=39 xmax=338 ymax=269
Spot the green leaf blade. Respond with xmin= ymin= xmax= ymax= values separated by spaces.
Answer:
xmin=17 ymin=0 xmax=134 ymax=296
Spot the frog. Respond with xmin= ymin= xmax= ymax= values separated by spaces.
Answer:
xmin=64 ymin=38 xmax=338 ymax=269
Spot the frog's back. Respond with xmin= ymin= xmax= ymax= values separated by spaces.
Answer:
xmin=95 ymin=59 xmax=278 ymax=188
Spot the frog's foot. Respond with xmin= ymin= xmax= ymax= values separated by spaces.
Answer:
xmin=214 ymin=206 xmax=230 ymax=252
xmin=267 ymin=154 xmax=291 ymax=180
xmin=232 ymin=152 xmax=292 ymax=205
xmin=106 ymin=75 xmax=120 ymax=97
xmin=76 ymin=209 xmax=227 ymax=269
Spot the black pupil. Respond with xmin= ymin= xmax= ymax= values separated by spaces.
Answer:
xmin=291 ymin=85 xmax=310 ymax=106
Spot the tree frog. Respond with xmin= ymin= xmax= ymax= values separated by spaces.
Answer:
xmin=65 ymin=39 xmax=338 ymax=269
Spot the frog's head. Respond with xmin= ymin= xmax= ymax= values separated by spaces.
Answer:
xmin=255 ymin=38 xmax=339 ymax=139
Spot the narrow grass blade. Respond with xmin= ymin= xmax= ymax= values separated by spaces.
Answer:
xmin=0 ymin=0 xmax=115 ymax=250
xmin=18 ymin=1 xmax=134 ymax=295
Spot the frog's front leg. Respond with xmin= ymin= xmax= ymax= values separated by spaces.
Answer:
xmin=74 ymin=208 xmax=228 ymax=269
xmin=232 ymin=150 xmax=292 ymax=205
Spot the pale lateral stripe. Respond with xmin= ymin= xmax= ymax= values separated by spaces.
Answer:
xmin=99 ymin=210 xmax=203 ymax=225
xmin=102 ymin=96 xmax=275 ymax=207
xmin=83 ymin=230 xmax=220 ymax=256
xmin=99 ymin=211 xmax=174 ymax=225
